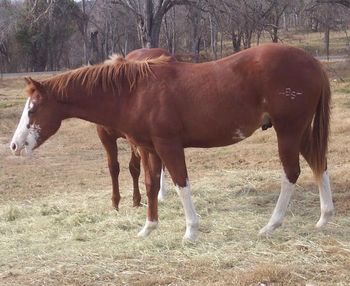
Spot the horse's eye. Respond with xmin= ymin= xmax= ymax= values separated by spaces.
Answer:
xmin=28 ymin=109 xmax=35 ymax=116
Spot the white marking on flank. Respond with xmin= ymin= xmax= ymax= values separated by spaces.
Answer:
xmin=233 ymin=129 xmax=246 ymax=140
xmin=137 ymin=220 xmax=158 ymax=237
xmin=259 ymin=173 xmax=294 ymax=235
xmin=176 ymin=180 xmax=199 ymax=241
xmin=316 ymin=170 xmax=335 ymax=228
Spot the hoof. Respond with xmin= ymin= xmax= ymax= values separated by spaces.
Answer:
xmin=182 ymin=224 xmax=199 ymax=242
xmin=111 ymin=204 xmax=119 ymax=211
xmin=137 ymin=221 xmax=158 ymax=238
xmin=258 ymin=222 xmax=281 ymax=236
xmin=158 ymin=187 xmax=167 ymax=203
xmin=133 ymin=195 xmax=141 ymax=208
xmin=183 ymin=232 xmax=197 ymax=242
xmin=316 ymin=209 xmax=335 ymax=228
xmin=111 ymin=198 xmax=120 ymax=211
xmin=158 ymin=193 xmax=165 ymax=203
xmin=133 ymin=201 xmax=141 ymax=207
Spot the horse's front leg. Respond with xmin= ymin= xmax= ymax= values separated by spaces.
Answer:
xmin=96 ymin=126 xmax=120 ymax=210
xmin=137 ymin=149 xmax=162 ymax=237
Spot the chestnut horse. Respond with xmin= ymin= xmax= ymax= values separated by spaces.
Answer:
xmin=10 ymin=44 xmax=334 ymax=241
xmin=97 ymin=48 xmax=175 ymax=210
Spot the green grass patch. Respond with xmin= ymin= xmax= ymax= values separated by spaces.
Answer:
xmin=0 ymin=100 xmax=26 ymax=109
xmin=332 ymin=79 xmax=350 ymax=94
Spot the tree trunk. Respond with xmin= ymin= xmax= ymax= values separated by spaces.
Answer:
xmin=232 ymin=31 xmax=241 ymax=52
xmin=189 ymin=4 xmax=201 ymax=62
xmin=171 ymin=7 xmax=176 ymax=54
xmin=192 ymin=37 xmax=201 ymax=62
xmin=324 ymin=27 xmax=330 ymax=61
xmin=90 ymin=30 xmax=99 ymax=64
xmin=142 ymin=0 xmax=153 ymax=48
xmin=272 ymin=25 xmax=278 ymax=43
xmin=82 ymin=0 xmax=89 ymax=65
xmin=220 ymin=31 xmax=223 ymax=58
xmin=209 ymin=15 xmax=217 ymax=60
xmin=124 ymin=31 xmax=129 ymax=55
xmin=150 ymin=18 xmax=162 ymax=48
xmin=256 ymin=30 xmax=261 ymax=46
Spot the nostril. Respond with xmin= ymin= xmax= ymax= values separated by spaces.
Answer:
xmin=11 ymin=143 xmax=17 ymax=151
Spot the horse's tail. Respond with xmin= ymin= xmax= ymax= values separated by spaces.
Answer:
xmin=304 ymin=65 xmax=331 ymax=181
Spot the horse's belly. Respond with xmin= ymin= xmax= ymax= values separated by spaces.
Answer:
xmin=183 ymin=125 xmax=257 ymax=148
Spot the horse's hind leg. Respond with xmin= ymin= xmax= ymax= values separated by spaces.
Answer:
xmin=300 ymin=129 xmax=334 ymax=228
xmin=259 ymin=132 xmax=301 ymax=235
xmin=129 ymin=149 xmax=141 ymax=207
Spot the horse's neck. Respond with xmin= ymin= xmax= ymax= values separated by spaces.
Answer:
xmin=52 ymin=83 xmax=122 ymax=128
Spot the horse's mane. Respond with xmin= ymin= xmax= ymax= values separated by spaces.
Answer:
xmin=41 ymin=54 xmax=172 ymax=98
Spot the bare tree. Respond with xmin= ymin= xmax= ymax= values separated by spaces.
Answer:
xmin=307 ymin=1 xmax=347 ymax=59
xmin=114 ymin=0 xmax=191 ymax=48
xmin=162 ymin=6 xmax=177 ymax=54
xmin=187 ymin=0 xmax=204 ymax=62
xmin=266 ymin=0 xmax=290 ymax=43
xmin=0 ymin=1 xmax=18 ymax=72
xmin=317 ymin=0 xmax=350 ymax=7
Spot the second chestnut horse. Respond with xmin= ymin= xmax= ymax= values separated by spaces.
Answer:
xmin=97 ymin=48 xmax=176 ymax=210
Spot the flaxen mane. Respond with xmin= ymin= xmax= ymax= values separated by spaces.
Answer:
xmin=41 ymin=54 xmax=172 ymax=98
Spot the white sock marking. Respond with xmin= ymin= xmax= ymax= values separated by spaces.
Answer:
xmin=137 ymin=220 xmax=158 ymax=238
xmin=259 ymin=173 xmax=294 ymax=235
xmin=158 ymin=167 xmax=167 ymax=202
xmin=176 ymin=180 xmax=199 ymax=241
xmin=316 ymin=170 xmax=335 ymax=228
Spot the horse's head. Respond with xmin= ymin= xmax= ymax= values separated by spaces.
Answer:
xmin=10 ymin=77 xmax=62 ymax=156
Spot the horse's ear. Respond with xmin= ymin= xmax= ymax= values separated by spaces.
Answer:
xmin=31 ymin=78 xmax=44 ymax=90
xmin=24 ymin=77 xmax=32 ymax=85
xmin=24 ymin=77 xmax=45 ymax=99
xmin=24 ymin=77 xmax=43 ymax=89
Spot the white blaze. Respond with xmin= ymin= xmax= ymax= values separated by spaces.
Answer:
xmin=10 ymin=99 xmax=40 ymax=156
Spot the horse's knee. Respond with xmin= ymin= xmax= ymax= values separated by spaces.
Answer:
xmin=109 ymin=162 xmax=120 ymax=176
xmin=284 ymin=167 xmax=300 ymax=184
xmin=129 ymin=161 xmax=140 ymax=178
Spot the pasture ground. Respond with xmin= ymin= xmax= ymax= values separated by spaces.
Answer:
xmin=0 ymin=71 xmax=350 ymax=285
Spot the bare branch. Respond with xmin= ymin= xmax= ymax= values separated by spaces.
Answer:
xmin=317 ymin=0 xmax=350 ymax=7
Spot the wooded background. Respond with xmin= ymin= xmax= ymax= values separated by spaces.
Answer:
xmin=1 ymin=0 xmax=350 ymax=72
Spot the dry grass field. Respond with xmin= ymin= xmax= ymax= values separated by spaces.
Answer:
xmin=0 ymin=71 xmax=350 ymax=285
